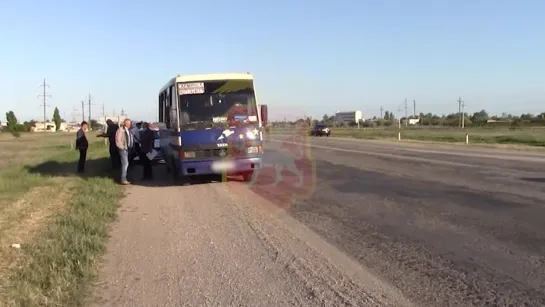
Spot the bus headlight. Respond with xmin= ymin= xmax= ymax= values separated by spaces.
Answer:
xmin=247 ymin=146 xmax=259 ymax=154
xmin=245 ymin=131 xmax=256 ymax=140
xmin=184 ymin=151 xmax=196 ymax=158
xmin=247 ymin=146 xmax=262 ymax=154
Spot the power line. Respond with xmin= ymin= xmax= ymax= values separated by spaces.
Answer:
xmin=37 ymin=78 xmax=52 ymax=130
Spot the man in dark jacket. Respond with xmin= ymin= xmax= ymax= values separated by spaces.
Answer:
xmin=139 ymin=122 xmax=155 ymax=180
xmin=75 ymin=121 xmax=89 ymax=173
xmin=101 ymin=119 xmax=120 ymax=169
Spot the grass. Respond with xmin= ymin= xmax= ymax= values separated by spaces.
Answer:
xmin=0 ymin=132 xmax=122 ymax=307
xmin=269 ymin=126 xmax=545 ymax=147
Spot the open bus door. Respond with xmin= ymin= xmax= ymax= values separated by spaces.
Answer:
xmin=260 ymin=104 xmax=269 ymax=134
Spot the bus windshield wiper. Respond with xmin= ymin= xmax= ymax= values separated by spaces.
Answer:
xmin=180 ymin=121 xmax=224 ymax=130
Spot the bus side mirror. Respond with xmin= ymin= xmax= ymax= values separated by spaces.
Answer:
xmin=260 ymin=105 xmax=268 ymax=125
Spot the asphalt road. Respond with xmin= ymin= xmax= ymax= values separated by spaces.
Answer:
xmin=89 ymin=136 xmax=545 ymax=307
xmin=268 ymin=135 xmax=545 ymax=307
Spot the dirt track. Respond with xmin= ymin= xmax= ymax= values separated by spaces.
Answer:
xmin=87 ymin=168 xmax=410 ymax=307
xmin=89 ymin=136 xmax=545 ymax=307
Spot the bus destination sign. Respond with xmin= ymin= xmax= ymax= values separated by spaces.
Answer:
xmin=178 ymin=82 xmax=205 ymax=95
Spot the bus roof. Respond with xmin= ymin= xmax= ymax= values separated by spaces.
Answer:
xmin=159 ymin=72 xmax=254 ymax=94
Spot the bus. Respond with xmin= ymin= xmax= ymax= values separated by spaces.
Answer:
xmin=157 ymin=72 xmax=268 ymax=185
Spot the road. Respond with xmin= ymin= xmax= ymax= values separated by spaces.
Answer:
xmin=269 ymin=135 xmax=545 ymax=307
xmin=89 ymin=136 xmax=545 ymax=307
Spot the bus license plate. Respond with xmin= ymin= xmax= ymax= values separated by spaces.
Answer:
xmin=211 ymin=160 xmax=235 ymax=172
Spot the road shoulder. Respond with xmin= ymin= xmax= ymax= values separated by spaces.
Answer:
xmin=87 ymin=181 xmax=412 ymax=307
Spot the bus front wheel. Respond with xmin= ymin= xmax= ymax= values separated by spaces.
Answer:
xmin=242 ymin=171 xmax=254 ymax=182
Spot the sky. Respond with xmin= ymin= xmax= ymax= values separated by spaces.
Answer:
xmin=1 ymin=0 xmax=544 ymax=122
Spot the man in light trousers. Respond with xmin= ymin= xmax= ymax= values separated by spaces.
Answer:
xmin=115 ymin=119 xmax=134 ymax=185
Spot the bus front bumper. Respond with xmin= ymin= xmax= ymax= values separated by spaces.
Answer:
xmin=180 ymin=157 xmax=263 ymax=176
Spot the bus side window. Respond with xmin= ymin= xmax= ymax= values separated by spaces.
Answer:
xmin=169 ymin=84 xmax=175 ymax=127
xmin=165 ymin=88 xmax=171 ymax=129
xmin=158 ymin=93 xmax=164 ymax=122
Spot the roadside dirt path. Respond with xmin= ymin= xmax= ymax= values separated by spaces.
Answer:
xmin=88 ymin=176 xmax=411 ymax=307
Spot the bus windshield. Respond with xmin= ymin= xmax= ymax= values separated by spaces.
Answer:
xmin=177 ymin=80 xmax=258 ymax=128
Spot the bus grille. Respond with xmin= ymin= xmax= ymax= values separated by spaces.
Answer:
xmin=199 ymin=148 xmax=246 ymax=158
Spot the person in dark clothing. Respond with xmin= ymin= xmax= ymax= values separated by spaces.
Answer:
xmin=129 ymin=121 xmax=142 ymax=167
xmin=75 ymin=121 xmax=89 ymax=173
xmin=139 ymin=122 xmax=155 ymax=180
xmin=100 ymin=119 xmax=120 ymax=169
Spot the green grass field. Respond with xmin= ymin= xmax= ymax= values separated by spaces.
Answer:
xmin=269 ymin=126 xmax=545 ymax=147
xmin=0 ymin=132 xmax=122 ymax=307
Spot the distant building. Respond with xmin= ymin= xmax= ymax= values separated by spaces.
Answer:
xmin=98 ymin=115 xmax=127 ymax=127
xmin=31 ymin=121 xmax=78 ymax=132
xmin=31 ymin=121 xmax=57 ymax=132
xmin=408 ymin=118 xmax=420 ymax=125
xmin=335 ymin=111 xmax=363 ymax=124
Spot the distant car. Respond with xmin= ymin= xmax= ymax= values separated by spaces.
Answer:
xmin=131 ymin=125 xmax=165 ymax=165
xmin=310 ymin=124 xmax=331 ymax=137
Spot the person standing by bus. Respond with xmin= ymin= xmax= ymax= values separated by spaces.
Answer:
xmin=99 ymin=119 xmax=121 ymax=169
xmin=75 ymin=121 xmax=89 ymax=173
xmin=115 ymin=119 xmax=134 ymax=184
xmin=129 ymin=121 xmax=142 ymax=166
xmin=139 ymin=122 xmax=155 ymax=180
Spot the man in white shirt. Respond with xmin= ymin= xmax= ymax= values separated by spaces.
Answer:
xmin=115 ymin=119 xmax=135 ymax=184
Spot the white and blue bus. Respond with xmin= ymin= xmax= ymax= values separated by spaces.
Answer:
xmin=157 ymin=72 xmax=268 ymax=185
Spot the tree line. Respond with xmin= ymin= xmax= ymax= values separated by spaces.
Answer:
xmin=2 ymin=108 xmax=64 ymax=134
xmin=1 ymin=109 xmax=102 ymax=136
xmin=272 ymin=110 xmax=545 ymax=128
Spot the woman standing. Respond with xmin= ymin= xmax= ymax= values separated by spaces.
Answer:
xmin=75 ymin=121 xmax=89 ymax=173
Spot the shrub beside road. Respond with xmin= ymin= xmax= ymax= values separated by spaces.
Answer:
xmin=269 ymin=126 xmax=545 ymax=147
xmin=0 ymin=133 xmax=122 ymax=307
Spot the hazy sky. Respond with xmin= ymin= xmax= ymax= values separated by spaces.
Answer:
xmin=1 ymin=0 xmax=544 ymax=122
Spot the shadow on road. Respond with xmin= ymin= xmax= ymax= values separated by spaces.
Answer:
xmin=25 ymin=158 xmax=237 ymax=187
xmin=520 ymin=177 xmax=545 ymax=183
xmin=26 ymin=157 xmax=115 ymax=180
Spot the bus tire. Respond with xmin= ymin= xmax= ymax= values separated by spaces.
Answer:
xmin=242 ymin=171 xmax=253 ymax=182
xmin=171 ymin=160 xmax=179 ymax=180
xmin=165 ymin=157 xmax=171 ymax=173
xmin=172 ymin=160 xmax=190 ymax=186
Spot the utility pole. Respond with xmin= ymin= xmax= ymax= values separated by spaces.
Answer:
xmin=397 ymin=106 xmax=403 ymax=130
xmin=413 ymin=100 xmax=416 ymax=117
xmin=457 ymin=97 xmax=463 ymax=128
xmin=81 ymin=100 xmax=85 ymax=122
xmin=71 ymin=105 xmax=78 ymax=122
xmin=86 ymin=93 xmax=94 ymax=124
xmin=102 ymin=103 xmax=105 ymax=117
xmin=461 ymin=100 xmax=466 ymax=129
xmin=380 ymin=106 xmax=383 ymax=119
xmin=37 ymin=78 xmax=51 ymax=130
xmin=404 ymin=98 xmax=408 ymax=127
